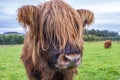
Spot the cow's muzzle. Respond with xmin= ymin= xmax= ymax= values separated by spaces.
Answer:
xmin=55 ymin=53 xmax=81 ymax=69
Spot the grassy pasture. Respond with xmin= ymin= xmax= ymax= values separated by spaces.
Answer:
xmin=0 ymin=41 xmax=120 ymax=80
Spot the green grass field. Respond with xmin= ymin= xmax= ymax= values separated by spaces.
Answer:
xmin=0 ymin=42 xmax=120 ymax=80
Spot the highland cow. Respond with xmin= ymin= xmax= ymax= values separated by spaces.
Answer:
xmin=17 ymin=0 xmax=94 ymax=80
xmin=104 ymin=40 xmax=112 ymax=48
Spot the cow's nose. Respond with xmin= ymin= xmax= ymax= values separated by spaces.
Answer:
xmin=56 ymin=53 xmax=81 ymax=69
xmin=64 ymin=54 xmax=80 ymax=63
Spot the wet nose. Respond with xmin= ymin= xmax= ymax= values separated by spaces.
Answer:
xmin=64 ymin=54 xmax=80 ymax=63
xmin=56 ymin=53 xmax=81 ymax=69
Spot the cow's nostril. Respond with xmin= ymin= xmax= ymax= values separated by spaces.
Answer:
xmin=64 ymin=56 xmax=70 ymax=62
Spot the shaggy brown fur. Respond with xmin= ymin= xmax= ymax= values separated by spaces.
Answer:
xmin=77 ymin=9 xmax=94 ymax=27
xmin=104 ymin=40 xmax=112 ymax=48
xmin=17 ymin=0 xmax=94 ymax=80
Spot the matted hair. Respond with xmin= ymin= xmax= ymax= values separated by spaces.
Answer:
xmin=17 ymin=0 xmax=94 ymax=65
xmin=39 ymin=0 xmax=84 ymax=51
xmin=18 ymin=0 xmax=84 ymax=52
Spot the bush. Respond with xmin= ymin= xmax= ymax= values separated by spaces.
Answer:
xmin=0 ymin=34 xmax=24 ymax=45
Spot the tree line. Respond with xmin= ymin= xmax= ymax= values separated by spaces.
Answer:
xmin=83 ymin=29 xmax=120 ymax=41
xmin=0 ymin=33 xmax=24 ymax=45
xmin=0 ymin=29 xmax=120 ymax=45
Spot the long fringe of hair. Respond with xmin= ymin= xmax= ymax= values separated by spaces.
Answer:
xmin=38 ymin=0 xmax=83 ymax=51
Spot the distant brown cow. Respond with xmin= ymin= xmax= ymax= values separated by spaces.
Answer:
xmin=104 ymin=40 xmax=112 ymax=48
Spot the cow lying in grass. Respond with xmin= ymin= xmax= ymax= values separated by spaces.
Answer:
xmin=17 ymin=0 xmax=94 ymax=80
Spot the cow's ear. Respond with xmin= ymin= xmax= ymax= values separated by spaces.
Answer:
xmin=77 ymin=9 xmax=94 ymax=27
xmin=17 ymin=5 xmax=39 ymax=37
